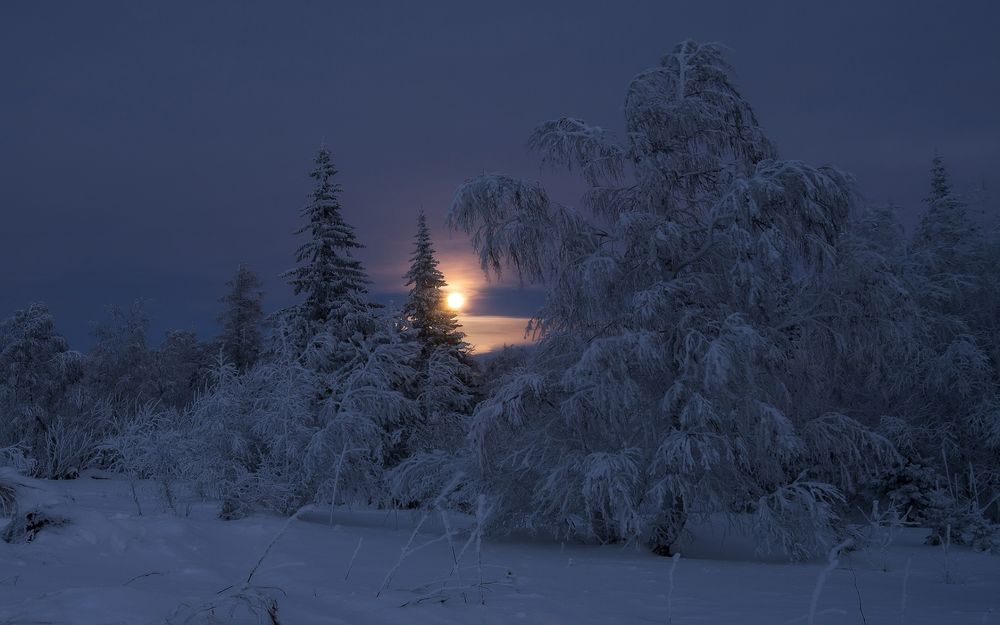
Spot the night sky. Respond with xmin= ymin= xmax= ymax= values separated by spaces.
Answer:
xmin=2 ymin=1 xmax=998 ymax=351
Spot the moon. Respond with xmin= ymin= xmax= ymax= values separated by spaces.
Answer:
xmin=446 ymin=292 xmax=466 ymax=311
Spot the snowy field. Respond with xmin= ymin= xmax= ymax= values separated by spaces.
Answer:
xmin=1 ymin=472 xmax=997 ymax=625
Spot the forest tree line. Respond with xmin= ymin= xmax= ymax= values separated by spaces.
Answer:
xmin=2 ymin=41 xmax=998 ymax=558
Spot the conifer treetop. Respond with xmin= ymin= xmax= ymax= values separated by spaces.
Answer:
xmin=403 ymin=209 xmax=466 ymax=355
xmin=913 ymin=154 xmax=978 ymax=268
xmin=285 ymin=148 xmax=370 ymax=325
xmin=927 ymin=155 xmax=952 ymax=201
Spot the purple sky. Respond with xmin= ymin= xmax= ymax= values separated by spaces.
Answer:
xmin=2 ymin=1 xmax=998 ymax=349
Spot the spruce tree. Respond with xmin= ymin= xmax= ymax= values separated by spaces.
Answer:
xmin=397 ymin=211 xmax=476 ymax=460
xmin=218 ymin=264 xmax=264 ymax=372
xmin=273 ymin=147 xmax=419 ymax=508
xmin=912 ymin=155 xmax=979 ymax=275
xmin=403 ymin=210 xmax=466 ymax=357
xmin=909 ymin=155 xmax=983 ymax=344
xmin=285 ymin=148 xmax=370 ymax=330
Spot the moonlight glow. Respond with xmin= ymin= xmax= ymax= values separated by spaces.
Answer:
xmin=446 ymin=292 xmax=465 ymax=310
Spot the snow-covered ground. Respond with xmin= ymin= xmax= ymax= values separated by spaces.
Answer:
xmin=1 ymin=472 xmax=997 ymax=624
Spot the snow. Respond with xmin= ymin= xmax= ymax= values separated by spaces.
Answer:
xmin=2 ymin=473 xmax=997 ymax=624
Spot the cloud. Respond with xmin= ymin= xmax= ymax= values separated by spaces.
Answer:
xmin=457 ymin=314 xmax=535 ymax=354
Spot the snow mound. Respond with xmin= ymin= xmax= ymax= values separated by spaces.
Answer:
xmin=0 ymin=467 xmax=74 ymax=543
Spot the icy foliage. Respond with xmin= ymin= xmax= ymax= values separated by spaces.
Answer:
xmin=411 ymin=348 xmax=476 ymax=451
xmin=137 ymin=148 xmax=428 ymax=518
xmin=303 ymin=309 xmax=418 ymax=501
xmin=921 ymin=491 xmax=1000 ymax=554
xmin=99 ymin=306 xmax=418 ymax=520
xmin=0 ymin=304 xmax=85 ymax=478
xmin=859 ymin=158 xmax=1000 ymax=533
xmin=188 ymin=350 xmax=319 ymax=518
xmin=449 ymin=41 xmax=894 ymax=557
xmin=0 ymin=46 xmax=997 ymax=571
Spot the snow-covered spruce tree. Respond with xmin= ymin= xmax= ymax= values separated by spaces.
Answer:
xmin=300 ymin=308 xmax=419 ymax=508
xmin=284 ymin=147 xmax=370 ymax=339
xmin=282 ymin=145 xmax=416 ymax=375
xmin=910 ymin=156 xmax=982 ymax=317
xmin=399 ymin=210 xmax=476 ymax=455
xmin=403 ymin=210 xmax=467 ymax=357
xmin=0 ymin=303 xmax=87 ymax=478
xmin=910 ymin=156 xmax=983 ymax=352
xmin=387 ymin=213 xmax=479 ymax=506
xmin=966 ymin=223 xmax=1000 ymax=525
xmin=966 ymin=183 xmax=1000 ymax=382
xmin=871 ymin=157 xmax=1000 ymax=536
xmin=448 ymin=41 xmax=893 ymax=558
xmin=186 ymin=147 xmax=419 ymax=518
xmin=908 ymin=157 xmax=998 ymax=411
xmin=218 ymin=264 xmax=264 ymax=372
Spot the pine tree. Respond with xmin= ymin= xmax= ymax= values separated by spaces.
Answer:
xmin=218 ymin=264 xmax=264 ymax=372
xmin=903 ymin=156 xmax=990 ymax=442
xmin=284 ymin=148 xmax=369 ymax=330
xmin=256 ymin=146 xmax=421 ymax=512
xmin=403 ymin=210 xmax=466 ymax=357
xmin=396 ymin=210 xmax=476 ymax=463
xmin=912 ymin=155 xmax=980 ymax=284
xmin=890 ymin=156 xmax=1000 ymax=531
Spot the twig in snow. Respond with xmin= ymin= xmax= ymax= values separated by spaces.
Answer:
xmin=376 ymin=510 xmax=431 ymax=598
xmin=846 ymin=561 xmax=868 ymax=625
xmin=401 ymin=577 xmax=512 ymax=607
xmin=124 ymin=570 xmax=165 ymax=586
xmin=246 ymin=506 xmax=305 ymax=586
xmin=345 ymin=536 xmax=363 ymax=581
xmin=167 ymin=584 xmax=285 ymax=625
xmin=436 ymin=504 xmax=466 ymax=603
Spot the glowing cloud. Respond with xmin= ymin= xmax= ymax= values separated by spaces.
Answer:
xmin=458 ymin=315 xmax=534 ymax=354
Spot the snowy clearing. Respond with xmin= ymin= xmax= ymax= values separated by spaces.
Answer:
xmin=1 ymin=473 xmax=997 ymax=625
